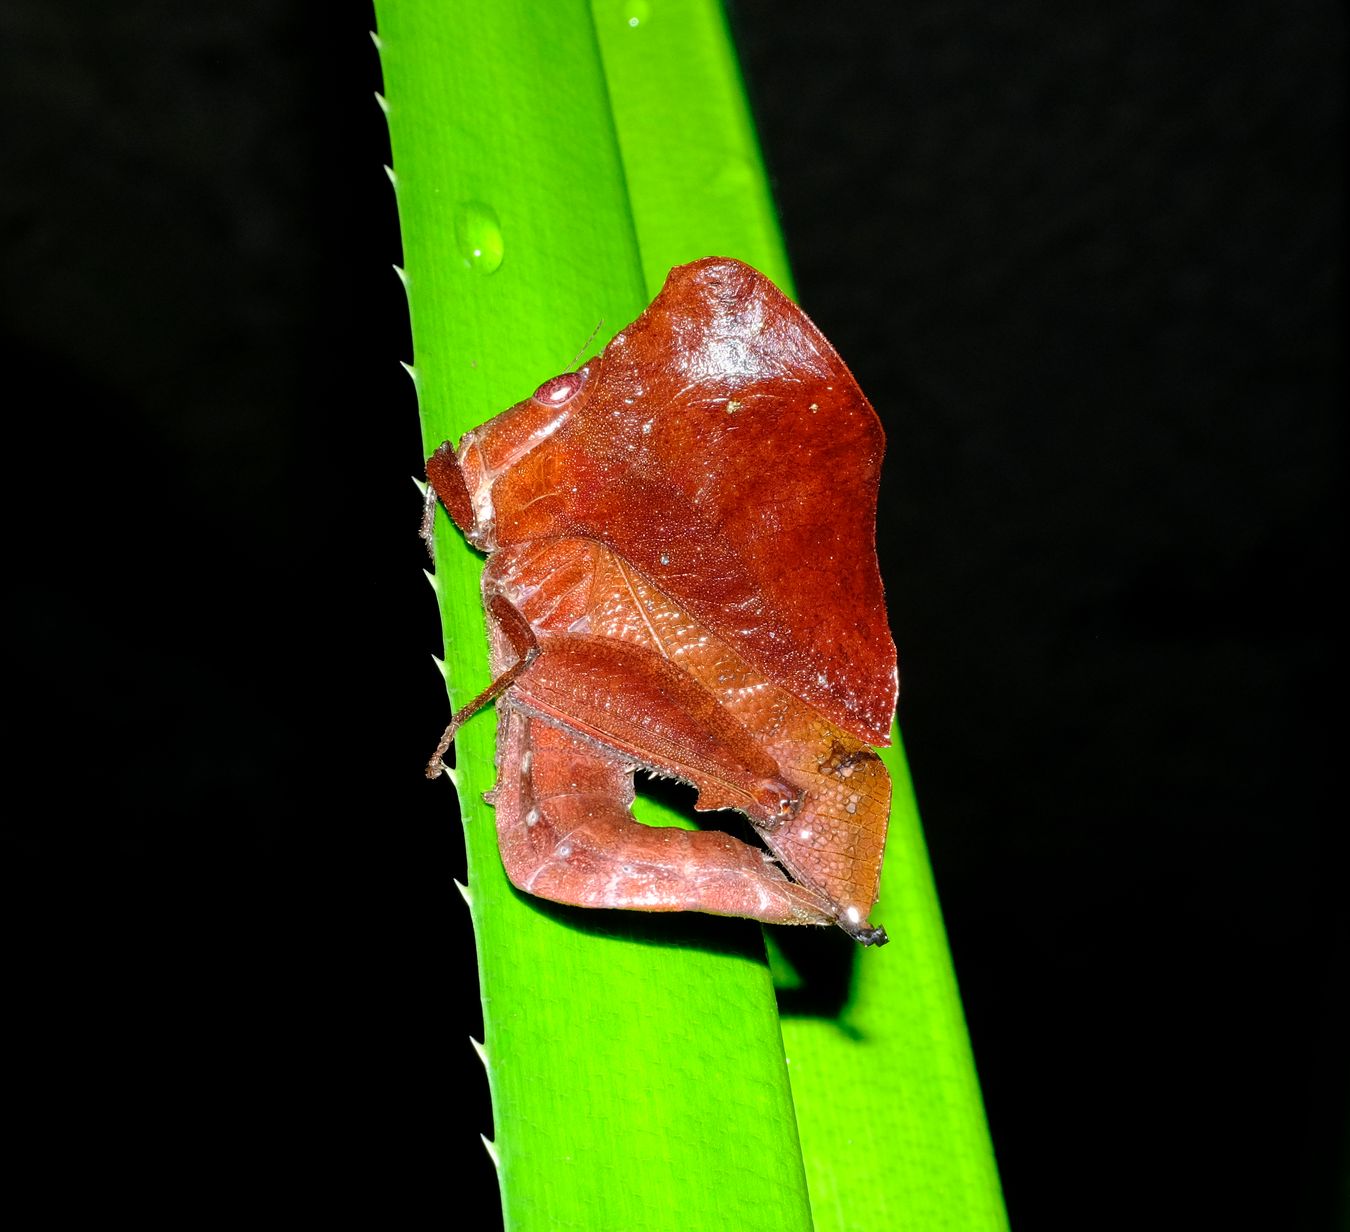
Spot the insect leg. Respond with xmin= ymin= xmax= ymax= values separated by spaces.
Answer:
xmin=425 ymin=592 xmax=540 ymax=779
xmin=494 ymin=707 xmax=839 ymax=928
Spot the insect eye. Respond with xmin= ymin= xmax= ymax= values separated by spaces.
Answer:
xmin=532 ymin=368 xmax=589 ymax=407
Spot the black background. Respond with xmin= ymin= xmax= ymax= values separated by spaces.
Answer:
xmin=3 ymin=2 xmax=1343 ymax=1227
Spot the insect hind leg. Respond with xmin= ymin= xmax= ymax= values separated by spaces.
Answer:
xmin=493 ymin=707 xmax=837 ymax=929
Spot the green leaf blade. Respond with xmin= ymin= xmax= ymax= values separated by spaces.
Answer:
xmin=375 ymin=4 xmax=814 ymax=1229
xmin=375 ymin=3 xmax=1006 ymax=1230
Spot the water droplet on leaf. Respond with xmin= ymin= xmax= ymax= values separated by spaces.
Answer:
xmin=454 ymin=201 xmax=504 ymax=273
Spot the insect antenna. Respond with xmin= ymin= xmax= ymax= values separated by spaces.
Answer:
xmin=567 ymin=317 xmax=605 ymax=372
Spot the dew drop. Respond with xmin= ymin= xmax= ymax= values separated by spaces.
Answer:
xmin=453 ymin=201 xmax=504 ymax=274
xmin=623 ymin=1 xmax=650 ymax=28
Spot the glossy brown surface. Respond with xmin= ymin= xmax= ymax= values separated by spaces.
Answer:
xmin=427 ymin=258 xmax=897 ymax=943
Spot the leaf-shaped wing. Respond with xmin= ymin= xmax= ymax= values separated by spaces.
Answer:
xmin=490 ymin=258 xmax=897 ymax=744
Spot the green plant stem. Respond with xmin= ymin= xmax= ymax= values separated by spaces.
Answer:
xmin=374 ymin=3 xmax=1007 ymax=1230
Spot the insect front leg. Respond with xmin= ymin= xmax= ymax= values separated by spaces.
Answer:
xmin=421 ymin=439 xmax=477 ymax=558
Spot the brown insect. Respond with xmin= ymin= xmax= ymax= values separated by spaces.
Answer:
xmin=422 ymin=258 xmax=897 ymax=944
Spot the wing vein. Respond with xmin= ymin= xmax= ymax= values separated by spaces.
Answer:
xmin=614 ymin=553 xmax=669 ymax=660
